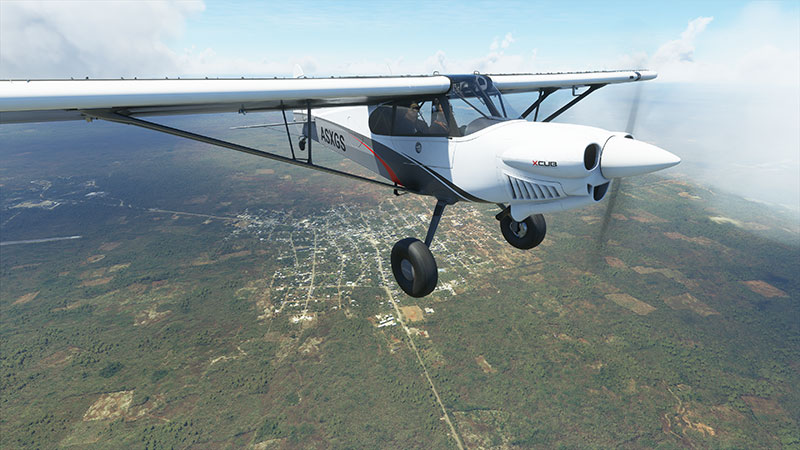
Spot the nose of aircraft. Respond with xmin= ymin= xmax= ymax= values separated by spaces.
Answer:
xmin=600 ymin=135 xmax=681 ymax=178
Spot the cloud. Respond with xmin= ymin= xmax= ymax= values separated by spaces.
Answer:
xmin=490 ymin=33 xmax=515 ymax=51
xmin=0 ymin=3 xmax=526 ymax=78
xmin=291 ymin=33 xmax=533 ymax=77
xmin=422 ymin=33 xmax=532 ymax=75
xmin=599 ymin=8 xmax=799 ymax=212
xmin=501 ymin=33 xmax=515 ymax=49
xmin=644 ymin=6 xmax=799 ymax=87
xmin=0 ymin=1 xmax=530 ymax=80
xmin=0 ymin=0 xmax=204 ymax=78
xmin=644 ymin=16 xmax=720 ymax=84
xmin=652 ymin=16 xmax=713 ymax=66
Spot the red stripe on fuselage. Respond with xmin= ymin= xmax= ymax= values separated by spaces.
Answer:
xmin=351 ymin=135 xmax=402 ymax=185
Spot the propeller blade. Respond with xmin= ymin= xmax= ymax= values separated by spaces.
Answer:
xmin=597 ymin=179 xmax=621 ymax=246
xmin=596 ymin=84 xmax=643 ymax=252
xmin=625 ymin=82 xmax=643 ymax=136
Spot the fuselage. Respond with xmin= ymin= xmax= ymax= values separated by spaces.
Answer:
xmin=299 ymin=74 xmax=679 ymax=221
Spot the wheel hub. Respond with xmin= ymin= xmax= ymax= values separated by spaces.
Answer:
xmin=400 ymin=259 xmax=415 ymax=280
xmin=510 ymin=220 xmax=528 ymax=238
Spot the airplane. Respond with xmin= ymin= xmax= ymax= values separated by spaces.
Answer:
xmin=0 ymin=70 xmax=680 ymax=298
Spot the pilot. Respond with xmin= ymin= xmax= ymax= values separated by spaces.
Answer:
xmin=395 ymin=102 xmax=428 ymax=135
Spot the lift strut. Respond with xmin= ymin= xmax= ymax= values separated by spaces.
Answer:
xmin=306 ymin=101 xmax=313 ymax=165
xmin=82 ymin=109 xmax=412 ymax=193
xmin=279 ymin=101 xmax=296 ymax=160
xmin=520 ymin=84 xmax=606 ymax=123
xmin=542 ymin=84 xmax=605 ymax=123
xmin=520 ymin=88 xmax=557 ymax=120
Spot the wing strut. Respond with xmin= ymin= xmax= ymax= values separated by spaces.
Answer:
xmin=520 ymin=88 xmax=557 ymax=120
xmin=82 ymin=109 xmax=412 ymax=193
xmin=306 ymin=101 xmax=313 ymax=165
xmin=542 ymin=84 xmax=605 ymax=123
xmin=279 ymin=101 xmax=296 ymax=160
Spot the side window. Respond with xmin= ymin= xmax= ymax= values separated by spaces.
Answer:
xmin=448 ymin=96 xmax=484 ymax=133
xmin=426 ymin=98 xmax=450 ymax=136
xmin=391 ymin=100 xmax=450 ymax=137
xmin=368 ymin=104 xmax=393 ymax=135
xmin=374 ymin=99 xmax=453 ymax=137
xmin=393 ymin=102 xmax=429 ymax=136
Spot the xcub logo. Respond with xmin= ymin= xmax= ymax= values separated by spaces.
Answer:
xmin=532 ymin=160 xmax=557 ymax=167
xmin=320 ymin=126 xmax=346 ymax=151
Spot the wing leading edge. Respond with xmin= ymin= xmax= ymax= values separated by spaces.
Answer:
xmin=0 ymin=76 xmax=452 ymax=124
xmin=0 ymin=70 xmax=655 ymax=124
xmin=490 ymin=70 xmax=656 ymax=94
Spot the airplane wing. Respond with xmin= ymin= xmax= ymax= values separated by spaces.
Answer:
xmin=0 ymin=71 xmax=653 ymax=124
xmin=0 ymin=76 xmax=452 ymax=124
xmin=489 ymin=70 xmax=656 ymax=94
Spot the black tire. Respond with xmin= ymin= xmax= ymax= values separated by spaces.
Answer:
xmin=391 ymin=238 xmax=438 ymax=298
xmin=500 ymin=214 xmax=546 ymax=249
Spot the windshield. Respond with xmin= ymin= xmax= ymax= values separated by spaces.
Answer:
xmin=446 ymin=75 xmax=517 ymax=135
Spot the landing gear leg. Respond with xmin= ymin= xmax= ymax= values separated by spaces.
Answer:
xmin=424 ymin=200 xmax=446 ymax=247
xmin=391 ymin=200 xmax=446 ymax=297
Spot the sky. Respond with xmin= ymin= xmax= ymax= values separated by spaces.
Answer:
xmin=1 ymin=0 xmax=799 ymax=212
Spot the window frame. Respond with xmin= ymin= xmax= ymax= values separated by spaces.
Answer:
xmin=368 ymin=96 xmax=455 ymax=138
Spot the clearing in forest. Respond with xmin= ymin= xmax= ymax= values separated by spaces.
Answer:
xmin=13 ymin=291 xmax=39 ymax=305
xmin=664 ymin=293 xmax=719 ymax=317
xmin=475 ymin=356 xmax=497 ymax=374
xmin=399 ymin=305 xmax=424 ymax=322
xmin=83 ymin=391 xmax=134 ymax=421
xmin=605 ymin=293 xmax=656 ymax=315
xmin=742 ymin=280 xmax=788 ymax=298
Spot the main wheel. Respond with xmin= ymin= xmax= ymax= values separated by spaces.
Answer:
xmin=500 ymin=214 xmax=546 ymax=249
xmin=391 ymin=238 xmax=438 ymax=298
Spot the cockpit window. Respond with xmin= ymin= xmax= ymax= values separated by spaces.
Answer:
xmin=393 ymin=102 xmax=429 ymax=136
xmin=367 ymin=77 xmax=516 ymax=138
xmin=368 ymin=104 xmax=393 ymax=135
xmin=369 ymin=99 xmax=451 ymax=137
xmin=447 ymin=75 xmax=518 ymax=136
xmin=393 ymin=99 xmax=451 ymax=137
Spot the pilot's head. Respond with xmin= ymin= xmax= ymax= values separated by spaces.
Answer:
xmin=405 ymin=102 xmax=420 ymax=120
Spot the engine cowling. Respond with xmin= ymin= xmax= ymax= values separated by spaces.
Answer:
xmin=501 ymin=123 xmax=610 ymax=179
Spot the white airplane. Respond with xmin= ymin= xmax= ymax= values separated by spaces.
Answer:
xmin=0 ymin=71 xmax=680 ymax=297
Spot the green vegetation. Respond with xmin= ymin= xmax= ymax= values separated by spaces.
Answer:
xmin=1 ymin=116 xmax=798 ymax=448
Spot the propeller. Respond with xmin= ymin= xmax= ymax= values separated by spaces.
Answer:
xmin=596 ymin=83 xmax=643 ymax=252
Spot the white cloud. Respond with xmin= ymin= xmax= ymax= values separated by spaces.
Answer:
xmin=0 ymin=0 xmax=204 ymax=78
xmin=600 ymin=8 xmax=800 ymax=212
xmin=490 ymin=32 xmax=515 ymax=51
xmin=421 ymin=33 xmax=531 ymax=75
xmin=652 ymin=16 xmax=713 ymax=66
xmin=0 ymin=4 xmax=528 ymax=78
xmin=501 ymin=33 xmax=515 ymax=49
xmin=293 ymin=33 xmax=533 ymax=77
xmin=646 ymin=6 xmax=799 ymax=87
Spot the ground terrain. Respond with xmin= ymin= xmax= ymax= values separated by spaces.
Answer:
xmin=1 ymin=115 xmax=799 ymax=448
